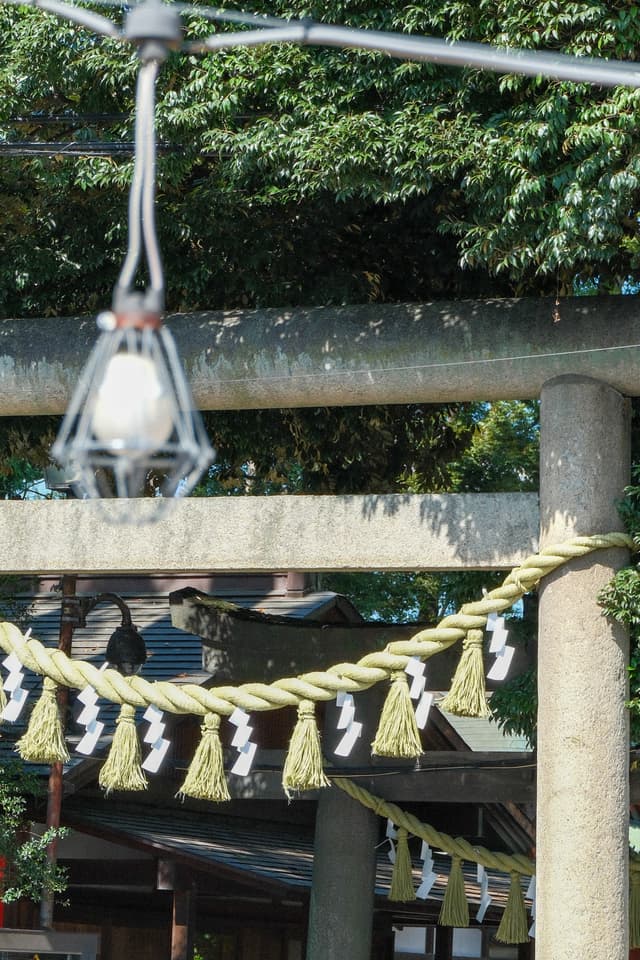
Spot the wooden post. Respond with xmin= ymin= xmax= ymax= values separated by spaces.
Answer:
xmin=171 ymin=886 xmax=195 ymax=960
xmin=158 ymin=859 xmax=196 ymax=960
xmin=39 ymin=574 xmax=76 ymax=929
xmin=434 ymin=925 xmax=453 ymax=960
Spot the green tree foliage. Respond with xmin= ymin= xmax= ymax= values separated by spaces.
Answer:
xmin=0 ymin=762 xmax=67 ymax=903
xmin=320 ymin=572 xmax=441 ymax=622
xmin=200 ymin=403 xmax=475 ymax=495
xmin=0 ymin=0 xmax=630 ymax=494
xmin=0 ymin=1 xmax=638 ymax=317
xmin=599 ymin=467 xmax=640 ymax=743
xmin=489 ymin=664 xmax=537 ymax=747
xmin=0 ymin=418 xmax=59 ymax=498
xmin=448 ymin=401 xmax=539 ymax=493
xmin=0 ymin=404 xmax=476 ymax=502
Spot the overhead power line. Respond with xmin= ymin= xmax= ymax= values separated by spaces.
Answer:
xmin=0 ymin=141 xmax=232 ymax=158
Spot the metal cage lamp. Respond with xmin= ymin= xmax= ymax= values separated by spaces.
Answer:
xmin=52 ymin=306 xmax=213 ymax=499
xmin=41 ymin=0 xmax=640 ymax=501
xmin=51 ymin=8 xmax=214 ymax=500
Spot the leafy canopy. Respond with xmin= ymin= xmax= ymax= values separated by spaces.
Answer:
xmin=0 ymin=0 xmax=638 ymax=316
xmin=599 ymin=466 xmax=640 ymax=744
xmin=0 ymin=762 xmax=67 ymax=903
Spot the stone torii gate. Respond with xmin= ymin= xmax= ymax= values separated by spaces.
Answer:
xmin=0 ymin=298 xmax=636 ymax=960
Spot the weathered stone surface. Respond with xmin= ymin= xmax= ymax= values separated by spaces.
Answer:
xmin=306 ymin=686 xmax=379 ymax=960
xmin=1 ymin=297 xmax=639 ymax=413
xmin=306 ymin=787 xmax=378 ymax=960
xmin=0 ymin=492 xmax=538 ymax=574
xmin=537 ymin=376 xmax=630 ymax=960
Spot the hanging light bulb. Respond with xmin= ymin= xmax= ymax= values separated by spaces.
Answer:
xmin=51 ymin=33 xmax=214 ymax=502
xmin=92 ymin=353 xmax=175 ymax=454
xmin=52 ymin=305 xmax=214 ymax=499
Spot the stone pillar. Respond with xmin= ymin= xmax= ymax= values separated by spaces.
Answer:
xmin=305 ymin=787 xmax=378 ymax=960
xmin=305 ymin=690 xmax=382 ymax=960
xmin=537 ymin=375 xmax=630 ymax=960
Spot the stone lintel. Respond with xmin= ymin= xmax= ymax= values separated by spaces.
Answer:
xmin=0 ymin=297 xmax=639 ymax=413
xmin=0 ymin=492 xmax=538 ymax=575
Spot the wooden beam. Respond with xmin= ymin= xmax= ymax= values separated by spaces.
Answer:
xmin=1 ymin=297 xmax=639 ymax=413
xmin=60 ymin=752 xmax=640 ymax=805
xmin=434 ymin=926 xmax=453 ymax=960
xmin=173 ymin=752 xmax=539 ymax=803
xmin=0 ymin=492 xmax=538 ymax=574
xmin=179 ymin=755 xmax=640 ymax=803
xmin=61 ymin=858 xmax=157 ymax=889
xmin=329 ymin=757 xmax=537 ymax=804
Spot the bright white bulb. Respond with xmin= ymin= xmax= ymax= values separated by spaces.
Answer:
xmin=91 ymin=353 xmax=175 ymax=456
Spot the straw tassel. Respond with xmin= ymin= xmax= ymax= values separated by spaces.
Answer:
xmin=439 ymin=630 xmax=490 ymax=718
xmin=371 ymin=671 xmax=422 ymax=759
xmin=496 ymin=872 xmax=529 ymax=944
xmin=16 ymin=677 xmax=69 ymax=763
xmin=439 ymin=856 xmax=469 ymax=927
xmin=631 ymin=867 xmax=640 ymax=948
xmin=99 ymin=703 xmax=147 ymax=793
xmin=282 ymin=700 xmax=330 ymax=797
xmin=389 ymin=827 xmax=416 ymax=902
xmin=177 ymin=713 xmax=230 ymax=803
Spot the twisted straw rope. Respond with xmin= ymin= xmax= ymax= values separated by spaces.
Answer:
xmin=0 ymin=532 xmax=630 ymax=718
xmin=333 ymin=776 xmax=536 ymax=876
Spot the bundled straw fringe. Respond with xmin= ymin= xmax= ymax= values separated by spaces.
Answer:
xmin=16 ymin=677 xmax=69 ymax=763
xmin=439 ymin=856 xmax=469 ymax=927
xmin=99 ymin=703 xmax=147 ymax=793
xmin=371 ymin=671 xmax=422 ymax=759
xmin=496 ymin=872 xmax=529 ymax=944
xmin=389 ymin=827 xmax=416 ymax=902
xmin=178 ymin=713 xmax=230 ymax=802
xmin=282 ymin=700 xmax=330 ymax=797
xmin=440 ymin=629 xmax=490 ymax=718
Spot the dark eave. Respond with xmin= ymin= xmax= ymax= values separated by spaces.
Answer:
xmin=60 ymin=796 xmax=522 ymax=924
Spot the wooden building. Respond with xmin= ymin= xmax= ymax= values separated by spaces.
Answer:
xmin=2 ymin=572 xmax=536 ymax=959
